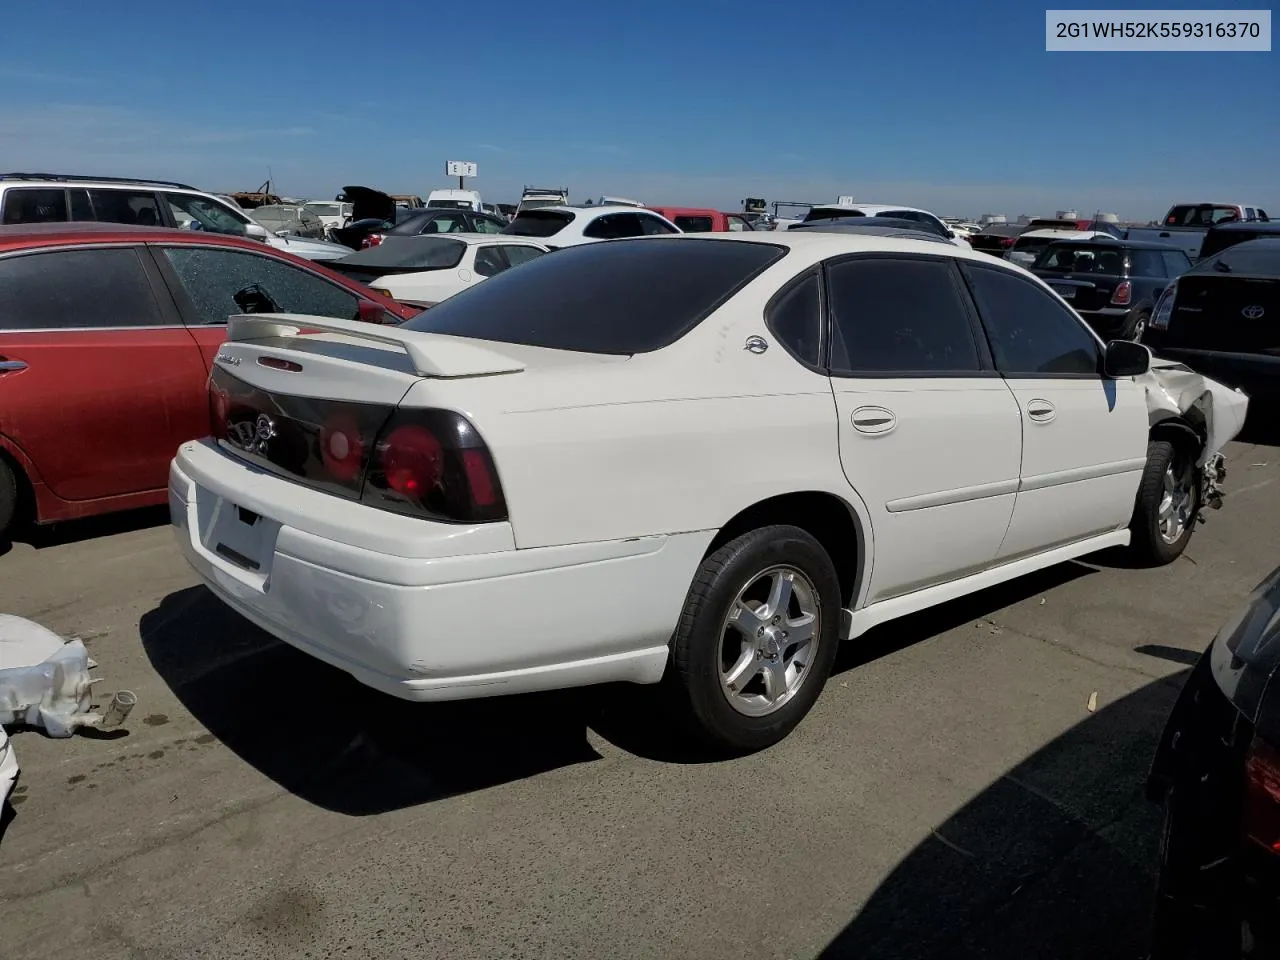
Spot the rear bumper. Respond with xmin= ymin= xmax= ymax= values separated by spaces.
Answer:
xmin=1077 ymin=307 xmax=1134 ymax=338
xmin=169 ymin=440 xmax=711 ymax=702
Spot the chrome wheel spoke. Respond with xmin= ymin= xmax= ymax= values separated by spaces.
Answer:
xmin=718 ymin=564 xmax=822 ymax=718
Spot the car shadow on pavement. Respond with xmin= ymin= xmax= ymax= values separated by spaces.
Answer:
xmin=8 ymin=504 xmax=170 ymax=550
xmin=140 ymin=587 xmax=609 ymax=815
xmin=819 ymin=668 xmax=1189 ymax=959
xmin=141 ymin=563 xmax=1097 ymax=814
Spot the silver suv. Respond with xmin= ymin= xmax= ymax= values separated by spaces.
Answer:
xmin=0 ymin=173 xmax=351 ymax=262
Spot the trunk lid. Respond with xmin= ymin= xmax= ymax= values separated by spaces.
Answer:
xmin=1164 ymin=276 xmax=1280 ymax=353
xmin=209 ymin=313 xmax=529 ymax=495
xmin=341 ymin=185 xmax=397 ymax=224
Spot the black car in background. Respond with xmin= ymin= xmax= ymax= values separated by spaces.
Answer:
xmin=1199 ymin=221 xmax=1280 ymax=262
xmin=1032 ymin=238 xmax=1190 ymax=340
xmin=1142 ymin=238 xmax=1280 ymax=402
xmin=1147 ymin=564 xmax=1280 ymax=958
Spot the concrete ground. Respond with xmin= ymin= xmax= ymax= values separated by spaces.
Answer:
xmin=2 ymin=430 xmax=1279 ymax=959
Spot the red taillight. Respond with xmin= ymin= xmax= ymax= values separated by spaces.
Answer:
xmin=361 ymin=233 xmax=385 ymax=250
xmin=379 ymin=424 xmax=443 ymax=498
xmin=362 ymin=411 xmax=507 ymax=523
xmin=1111 ymin=281 xmax=1133 ymax=306
xmin=1000 ymin=237 xmax=1015 ymax=247
xmin=1244 ymin=736 xmax=1280 ymax=854
xmin=320 ymin=410 xmax=365 ymax=483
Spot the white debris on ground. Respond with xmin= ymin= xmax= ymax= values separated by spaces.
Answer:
xmin=0 ymin=613 xmax=136 ymax=733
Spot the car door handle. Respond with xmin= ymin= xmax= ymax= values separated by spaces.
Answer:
xmin=0 ymin=359 xmax=27 ymax=374
xmin=1026 ymin=400 xmax=1056 ymax=423
xmin=851 ymin=406 xmax=897 ymax=435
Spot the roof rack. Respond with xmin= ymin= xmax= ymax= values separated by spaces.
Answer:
xmin=522 ymin=185 xmax=568 ymax=196
xmin=0 ymin=172 xmax=197 ymax=190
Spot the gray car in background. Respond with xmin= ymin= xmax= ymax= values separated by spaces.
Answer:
xmin=249 ymin=204 xmax=327 ymax=239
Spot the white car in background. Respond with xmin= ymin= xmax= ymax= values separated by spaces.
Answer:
xmin=171 ymin=232 xmax=1247 ymax=754
xmin=303 ymin=200 xmax=354 ymax=232
xmin=501 ymin=204 xmax=680 ymax=248
xmin=1006 ymin=229 xmax=1116 ymax=267
xmin=793 ymin=202 xmax=970 ymax=247
xmin=324 ymin=234 xmax=550 ymax=307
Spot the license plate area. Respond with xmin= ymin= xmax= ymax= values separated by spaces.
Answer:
xmin=1051 ymin=284 xmax=1076 ymax=299
xmin=195 ymin=488 xmax=280 ymax=581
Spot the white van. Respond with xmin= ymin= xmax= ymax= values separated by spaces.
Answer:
xmin=426 ymin=188 xmax=483 ymax=212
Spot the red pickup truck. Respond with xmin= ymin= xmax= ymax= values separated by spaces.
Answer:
xmin=646 ymin=207 xmax=755 ymax=233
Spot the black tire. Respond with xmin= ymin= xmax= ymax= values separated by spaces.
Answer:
xmin=664 ymin=524 xmax=842 ymax=753
xmin=0 ymin=458 xmax=17 ymax=542
xmin=1126 ymin=309 xmax=1151 ymax=342
xmin=1129 ymin=439 xmax=1199 ymax=566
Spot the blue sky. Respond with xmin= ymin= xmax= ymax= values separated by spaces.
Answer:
xmin=0 ymin=0 xmax=1275 ymax=220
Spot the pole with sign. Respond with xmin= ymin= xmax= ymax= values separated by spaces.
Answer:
xmin=445 ymin=160 xmax=478 ymax=191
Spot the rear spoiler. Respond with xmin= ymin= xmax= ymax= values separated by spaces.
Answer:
xmin=226 ymin=313 xmax=526 ymax=378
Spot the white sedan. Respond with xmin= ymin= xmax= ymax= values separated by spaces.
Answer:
xmin=325 ymin=234 xmax=550 ymax=306
xmin=171 ymin=232 xmax=1247 ymax=752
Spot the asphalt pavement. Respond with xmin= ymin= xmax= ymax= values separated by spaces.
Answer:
xmin=2 ymin=428 xmax=1279 ymax=959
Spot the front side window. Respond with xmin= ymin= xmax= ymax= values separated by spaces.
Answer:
xmin=962 ymin=264 xmax=1101 ymax=377
xmin=0 ymin=248 xmax=162 ymax=330
xmin=726 ymin=215 xmax=751 ymax=232
xmin=87 ymin=189 xmax=163 ymax=227
xmin=1 ymin=188 xmax=68 ymax=224
xmin=163 ymin=193 xmax=250 ymax=237
xmin=826 ymin=257 xmax=982 ymax=375
xmin=160 ymin=246 xmax=359 ymax=325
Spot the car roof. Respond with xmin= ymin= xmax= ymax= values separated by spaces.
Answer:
xmin=0 ymin=222 xmax=266 ymax=253
xmin=1048 ymin=236 xmax=1181 ymax=251
xmin=385 ymin=232 xmax=545 ymax=246
xmin=1020 ymin=229 xmax=1110 ymax=239
xmin=1209 ymin=221 xmax=1280 ymax=234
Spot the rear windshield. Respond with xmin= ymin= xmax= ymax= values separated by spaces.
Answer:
xmin=1013 ymin=236 xmax=1054 ymax=253
xmin=503 ymin=210 xmax=575 ymax=238
xmin=1166 ymin=204 xmax=1242 ymax=227
xmin=1189 ymin=239 xmax=1280 ymax=277
xmin=518 ymin=198 xmax=566 ymax=212
xmin=804 ymin=207 xmax=864 ymax=222
xmin=331 ymin=236 xmax=466 ymax=271
xmin=403 ymin=238 xmax=786 ymax=354
xmin=427 ymin=200 xmax=473 ymax=210
xmin=1034 ymin=242 xmax=1124 ymax=273
xmin=1200 ymin=229 xmax=1278 ymax=260
xmin=674 ymin=215 xmax=715 ymax=232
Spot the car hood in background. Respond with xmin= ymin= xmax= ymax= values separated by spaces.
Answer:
xmin=341 ymin=185 xmax=397 ymax=224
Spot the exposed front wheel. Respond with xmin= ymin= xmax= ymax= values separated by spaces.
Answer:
xmin=1126 ymin=309 xmax=1150 ymax=342
xmin=665 ymin=525 xmax=842 ymax=753
xmin=1129 ymin=439 xmax=1200 ymax=566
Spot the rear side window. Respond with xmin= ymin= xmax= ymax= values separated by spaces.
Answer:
xmin=583 ymin=213 xmax=642 ymax=239
xmin=0 ymin=248 xmax=162 ymax=330
xmin=2 ymin=188 xmax=68 ymax=224
xmin=87 ymin=190 xmax=163 ymax=227
xmin=160 ymin=246 xmax=360 ymax=325
xmin=638 ymin=214 xmax=678 ymax=235
xmin=473 ymin=246 xmax=507 ymax=278
xmin=962 ymin=264 xmax=1101 ymax=377
xmin=1131 ymin=249 xmax=1166 ymax=277
xmin=674 ymin=215 xmax=715 ymax=232
xmin=404 ymin=237 xmax=786 ymax=354
xmin=503 ymin=210 xmax=574 ymax=238
xmin=499 ymin=244 xmax=545 ymax=266
xmin=766 ymin=271 xmax=821 ymax=367
xmin=1162 ymin=250 xmax=1191 ymax=277
xmin=826 ymin=257 xmax=982 ymax=375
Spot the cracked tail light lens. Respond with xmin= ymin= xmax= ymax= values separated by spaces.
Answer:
xmin=1244 ymin=736 xmax=1280 ymax=855
xmin=360 ymin=410 xmax=507 ymax=524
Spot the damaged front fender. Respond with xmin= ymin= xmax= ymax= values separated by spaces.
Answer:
xmin=1141 ymin=357 xmax=1250 ymax=512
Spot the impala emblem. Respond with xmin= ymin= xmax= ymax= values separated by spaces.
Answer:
xmin=1242 ymin=304 xmax=1265 ymax=319
xmin=229 ymin=414 xmax=276 ymax=454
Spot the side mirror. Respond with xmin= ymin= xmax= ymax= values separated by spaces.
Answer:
xmin=1103 ymin=339 xmax=1151 ymax=378
xmin=245 ymin=223 xmax=269 ymax=241
xmin=356 ymin=300 xmax=393 ymax=325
